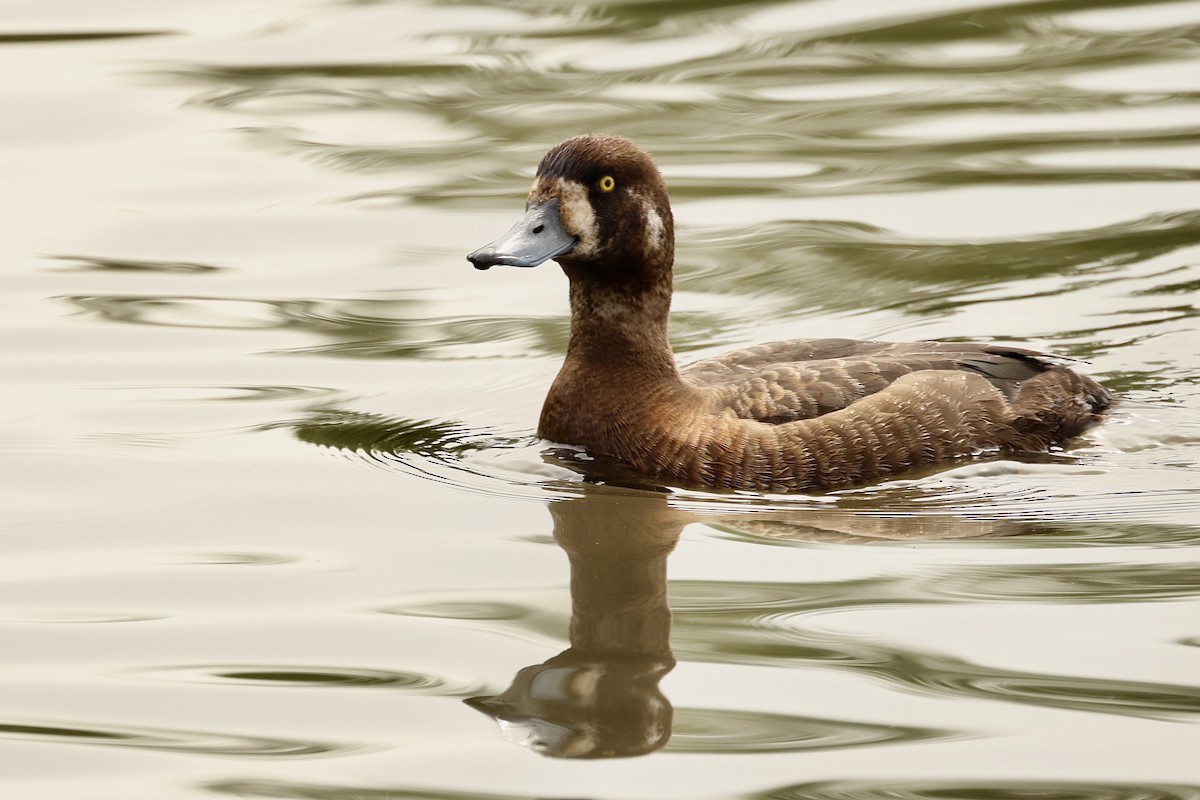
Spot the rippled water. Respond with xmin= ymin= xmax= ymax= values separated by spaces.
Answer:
xmin=3 ymin=0 xmax=1200 ymax=797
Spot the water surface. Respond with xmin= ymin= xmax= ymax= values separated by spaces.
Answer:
xmin=2 ymin=1 xmax=1199 ymax=798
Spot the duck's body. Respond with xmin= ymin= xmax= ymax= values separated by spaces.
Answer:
xmin=469 ymin=134 xmax=1111 ymax=492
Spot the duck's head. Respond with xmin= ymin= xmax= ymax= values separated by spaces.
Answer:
xmin=468 ymin=134 xmax=674 ymax=280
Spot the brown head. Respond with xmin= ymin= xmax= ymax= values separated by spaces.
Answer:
xmin=467 ymin=134 xmax=675 ymax=289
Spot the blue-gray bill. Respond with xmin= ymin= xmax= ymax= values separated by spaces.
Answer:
xmin=467 ymin=198 xmax=577 ymax=270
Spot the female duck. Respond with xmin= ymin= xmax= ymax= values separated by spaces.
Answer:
xmin=468 ymin=134 xmax=1111 ymax=492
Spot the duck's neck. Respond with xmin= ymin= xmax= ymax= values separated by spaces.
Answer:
xmin=563 ymin=268 xmax=678 ymax=380
xmin=538 ymin=262 xmax=689 ymax=446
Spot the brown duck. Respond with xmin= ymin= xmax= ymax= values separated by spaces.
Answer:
xmin=468 ymin=134 xmax=1112 ymax=493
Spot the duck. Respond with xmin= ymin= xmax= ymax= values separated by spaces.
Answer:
xmin=467 ymin=134 xmax=1113 ymax=493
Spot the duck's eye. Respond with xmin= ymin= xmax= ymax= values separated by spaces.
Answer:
xmin=596 ymin=175 xmax=616 ymax=193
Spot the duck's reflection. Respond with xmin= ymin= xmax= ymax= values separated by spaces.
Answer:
xmin=461 ymin=481 xmax=1033 ymax=759
xmin=466 ymin=492 xmax=686 ymax=759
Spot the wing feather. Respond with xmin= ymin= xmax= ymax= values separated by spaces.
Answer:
xmin=682 ymin=338 xmax=1054 ymax=423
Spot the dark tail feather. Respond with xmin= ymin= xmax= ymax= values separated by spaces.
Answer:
xmin=1004 ymin=367 xmax=1113 ymax=450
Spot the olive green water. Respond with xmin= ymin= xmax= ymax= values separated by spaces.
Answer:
xmin=3 ymin=1 xmax=1200 ymax=798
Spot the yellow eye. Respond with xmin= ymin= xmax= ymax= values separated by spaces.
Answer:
xmin=597 ymin=175 xmax=616 ymax=192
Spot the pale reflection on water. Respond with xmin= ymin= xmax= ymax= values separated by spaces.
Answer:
xmin=1 ymin=0 xmax=1199 ymax=797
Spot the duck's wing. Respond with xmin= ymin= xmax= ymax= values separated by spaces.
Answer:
xmin=681 ymin=338 xmax=1060 ymax=424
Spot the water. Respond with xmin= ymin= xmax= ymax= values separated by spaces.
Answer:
xmin=2 ymin=0 xmax=1199 ymax=797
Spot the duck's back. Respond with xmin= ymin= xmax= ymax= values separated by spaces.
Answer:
xmin=673 ymin=338 xmax=1112 ymax=491
xmin=683 ymin=338 xmax=1102 ymax=422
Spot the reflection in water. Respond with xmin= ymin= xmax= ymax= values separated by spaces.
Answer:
xmin=466 ymin=492 xmax=681 ymax=758
xmin=671 ymin=585 xmax=1200 ymax=720
xmin=0 ymin=31 xmax=173 ymax=44
xmin=753 ymin=780 xmax=1200 ymax=800
xmin=131 ymin=664 xmax=486 ymax=696
xmin=61 ymin=289 xmax=568 ymax=360
xmin=679 ymin=211 xmax=1200 ymax=323
xmin=0 ymin=720 xmax=345 ymax=758
xmin=210 ymin=779 xmax=1200 ymax=800
xmin=294 ymin=411 xmax=484 ymax=460
xmin=466 ymin=491 xmax=947 ymax=758
xmin=291 ymin=411 xmax=542 ymax=496
xmin=751 ymin=780 xmax=1200 ymax=800
xmin=210 ymin=781 xmax=542 ymax=800
xmin=667 ymin=706 xmax=942 ymax=755
xmin=51 ymin=254 xmax=226 ymax=274
xmin=178 ymin=0 xmax=1200 ymax=203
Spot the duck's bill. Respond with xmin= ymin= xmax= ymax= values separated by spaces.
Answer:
xmin=467 ymin=198 xmax=577 ymax=270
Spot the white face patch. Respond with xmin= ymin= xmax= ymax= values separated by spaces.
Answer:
xmin=553 ymin=178 xmax=599 ymax=258
xmin=643 ymin=203 xmax=665 ymax=256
